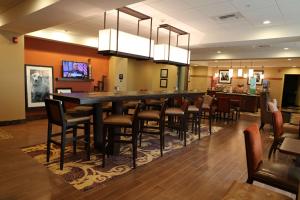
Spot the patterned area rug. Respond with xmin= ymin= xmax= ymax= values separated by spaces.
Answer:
xmin=0 ymin=128 xmax=13 ymax=140
xmin=22 ymin=125 xmax=222 ymax=191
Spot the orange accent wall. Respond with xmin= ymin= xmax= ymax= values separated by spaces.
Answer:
xmin=25 ymin=37 xmax=109 ymax=92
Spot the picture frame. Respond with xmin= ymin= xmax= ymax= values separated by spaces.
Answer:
xmin=218 ymin=70 xmax=231 ymax=84
xmin=56 ymin=88 xmax=72 ymax=94
xmin=160 ymin=79 xmax=168 ymax=88
xmin=248 ymin=70 xmax=264 ymax=85
xmin=160 ymin=69 xmax=168 ymax=78
xmin=25 ymin=65 xmax=54 ymax=108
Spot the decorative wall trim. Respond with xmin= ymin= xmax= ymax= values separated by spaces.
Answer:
xmin=0 ymin=119 xmax=26 ymax=126
xmin=190 ymin=75 xmax=211 ymax=78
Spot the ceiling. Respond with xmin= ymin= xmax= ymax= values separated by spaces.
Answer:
xmin=191 ymin=58 xmax=300 ymax=68
xmin=1 ymin=0 xmax=300 ymax=60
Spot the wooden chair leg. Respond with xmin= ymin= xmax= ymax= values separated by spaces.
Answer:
xmin=72 ymin=127 xmax=77 ymax=154
xmin=102 ymin=126 xmax=107 ymax=167
xmin=46 ymin=122 xmax=52 ymax=162
xmin=160 ymin=127 xmax=163 ymax=156
xmin=84 ymin=122 xmax=90 ymax=161
xmin=209 ymin=115 xmax=212 ymax=135
xmin=132 ymin=134 xmax=137 ymax=169
xmin=60 ymin=126 xmax=67 ymax=170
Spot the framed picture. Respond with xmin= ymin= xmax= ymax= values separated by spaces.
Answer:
xmin=56 ymin=88 xmax=72 ymax=94
xmin=160 ymin=69 xmax=168 ymax=78
xmin=218 ymin=70 xmax=231 ymax=84
xmin=160 ymin=79 xmax=168 ymax=88
xmin=248 ymin=70 xmax=264 ymax=85
xmin=25 ymin=65 xmax=54 ymax=108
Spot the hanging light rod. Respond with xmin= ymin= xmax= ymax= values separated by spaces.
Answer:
xmin=118 ymin=7 xmax=151 ymax=20
xmin=158 ymin=24 xmax=188 ymax=35
xmin=98 ymin=7 xmax=153 ymax=60
xmin=154 ymin=24 xmax=190 ymax=66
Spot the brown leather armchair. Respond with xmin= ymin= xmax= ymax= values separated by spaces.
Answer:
xmin=244 ymin=123 xmax=299 ymax=195
xmin=259 ymin=92 xmax=272 ymax=130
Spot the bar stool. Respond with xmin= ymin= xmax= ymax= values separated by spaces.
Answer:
xmin=201 ymin=95 xmax=215 ymax=134
xmin=230 ymin=99 xmax=241 ymax=120
xmin=144 ymin=98 xmax=163 ymax=110
xmin=45 ymin=98 xmax=91 ymax=170
xmin=102 ymin=104 xmax=141 ymax=168
xmin=137 ymin=101 xmax=167 ymax=156
xmin=188 ymin=97 xmax=203 ymax=139
xmin=165 ymin=100 xmax=189 ymax=146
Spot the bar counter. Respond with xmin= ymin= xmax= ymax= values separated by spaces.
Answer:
xmin=208 ymin=91 xmax=259 ymax=113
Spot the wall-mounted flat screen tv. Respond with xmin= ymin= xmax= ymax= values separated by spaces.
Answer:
xmin=62 ymin=60 xmax=89 ymax=79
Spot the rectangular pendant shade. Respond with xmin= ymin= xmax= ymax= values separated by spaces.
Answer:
xmin=153 ymin=44 xmax=190 ymax=65
xmin=238 ymin=69 xmax=243 ymax=77
xmin=249 ymin=69 xmax=254 ymax=77
xmin=98 ymin=28 xmax=154 ymax=59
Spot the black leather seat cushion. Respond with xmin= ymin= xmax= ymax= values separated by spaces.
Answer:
xmin=254 ymin=160 xmax=300 ymax=194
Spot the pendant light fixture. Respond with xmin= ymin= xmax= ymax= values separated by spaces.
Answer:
xmin=98 ymin=7 xmax=154 ymax=59
xmin=243 ymin=64 xmax=248 ymax=78
xmin=154 ymin=24 xmax=190 ymax=66
xmin=238 ymin=60 xmax=243 ymax=77
xmin=261 ymin=64 xmax=265 ymax=79
xmin=229 ymin=60 xmax=233 ymax=78
xmin=248 ymin=60 xmax=254 ymax=77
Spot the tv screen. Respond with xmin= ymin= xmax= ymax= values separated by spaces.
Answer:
xmin=62 ymin=61 xmax=89 ymax=79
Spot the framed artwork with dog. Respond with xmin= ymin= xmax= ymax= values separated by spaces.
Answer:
xmin=25 ymin=65 xmax=54 ymax=108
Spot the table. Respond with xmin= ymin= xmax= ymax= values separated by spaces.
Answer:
xmin=222 ymin=181 xmax=292 ymax=200
xmin=282 ymin=108 xmax=300 ymax=125
xmin=279 ymin=138 xmax=300 ymax=156
xmin=53 ymin=90 xmax=204 ymax=151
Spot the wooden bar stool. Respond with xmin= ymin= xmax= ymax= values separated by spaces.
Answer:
xmin=229 ymin=99 xmax=241 ymax=120
xmin=137 ymin=101 xmax=167 ymax=156
xmin=102 ymin=104 xmax=141 ymax=168
xmin=45 ymin=98 xmax=91 ymax=170
xmin=165 ymin=100 xmax=189 ymax=146
xmin=188 ymin=97 xmax=203 ymax=139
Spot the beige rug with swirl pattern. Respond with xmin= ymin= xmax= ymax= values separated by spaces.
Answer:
xmin=22 ymin=125 xmax=222 ymax=191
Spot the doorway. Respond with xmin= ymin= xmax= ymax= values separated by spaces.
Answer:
xmin=282 ymin=74 xmax=300 ymax=108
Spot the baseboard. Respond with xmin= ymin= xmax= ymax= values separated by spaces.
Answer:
xmin=0 ymin=119 xmax=26 ymax=126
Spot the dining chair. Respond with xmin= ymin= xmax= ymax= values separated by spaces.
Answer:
xmin=268 ymin=110 xmax=299 ymax=158
xmin=244 ymin=123 xmax=299 ymax=195
xmin=137 ymin=101 xmax=167 ymax=156
xmin=45 ymin=98 xmax=91 ymax=170
xmin=102 ymin=104 xmax=141 ymax=168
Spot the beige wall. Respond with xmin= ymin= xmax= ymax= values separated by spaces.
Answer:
xmin=108 ymin=57 xmax=128 ymax=92
xmin=195 ymin=67 xmax=300 ymax=108
xmin=188 ymin=66 xmax=211 ymax=92
xmin=108 ymin=57 xmax=178 ymax=91
xmin=0 ymin=30 xmax=25 ymax=121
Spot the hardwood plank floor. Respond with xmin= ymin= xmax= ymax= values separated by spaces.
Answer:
xmin=0 ymin=115 xmax=292 ymax=199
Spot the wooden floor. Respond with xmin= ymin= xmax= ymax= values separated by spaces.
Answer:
xmin=0 ymin=114 xmax=288 ymax=200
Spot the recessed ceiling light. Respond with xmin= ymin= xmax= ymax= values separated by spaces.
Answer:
xmin=217 ymin=50 xmax=222 ymax=54
xmin=288 ymin=58 xmax=292 ymax=61
xmin=284 ymin=47 xmax=289 ymax=50
xmin=263 ymin=20 xmax=271 ymax=25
